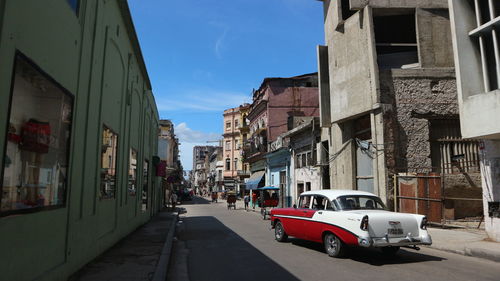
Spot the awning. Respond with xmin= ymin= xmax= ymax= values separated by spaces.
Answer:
xmin=257 ymin=186 xmax=280 ymax=191
xmin=245 ymin=171 xmax=265 ymax=190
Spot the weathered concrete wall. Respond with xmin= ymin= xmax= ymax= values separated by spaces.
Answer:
xmin=329 ymin=123 xmax=356 ymax=191
xmin=350 ymin=0 xmax=448 ymax=9
xmin=449 ymin=0 xmax=500 ymax=139
xmin=377 ymin=68 xmax=487 ymax=214
xmin=267 ymin=82 xmax=319 ymax=142
xmin=417 ymin=8 xmax=454 ymax=68
xmin=481 ymin=140 xmax=500 ymax=242
xmin=443 ymin=173 xmax=483 ymax=219
xmin=380 ymin=69 xmax=458 ymax=173
xmin=326 ymin=5 xmax=378 ymax=122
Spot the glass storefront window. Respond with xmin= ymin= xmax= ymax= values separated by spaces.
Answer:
xmin=1 ymin=54 xmax=73 ymax=214
xmin=129 ymin=149 xmax=137 ymax=196
xmin=100 ymin=126 xmax=118 ymax=198
xmin=142 ymin=160 xmax=149 ymax=212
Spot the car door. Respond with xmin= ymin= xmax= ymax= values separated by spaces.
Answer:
xmin=283 ymin=195 xmax=312 ymax=238
xmin=304 ymin=195 xmax=328 ymax=241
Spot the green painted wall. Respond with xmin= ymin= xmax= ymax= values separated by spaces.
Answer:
xmin=0 ymin=1 xmax=161 ymax=280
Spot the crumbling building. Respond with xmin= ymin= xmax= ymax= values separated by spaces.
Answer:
xmin=317 ymin=0 xmax=482 ymax=221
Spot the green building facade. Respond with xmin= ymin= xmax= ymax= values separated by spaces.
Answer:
xmin=0 ymin=1 xmax=163 ymax=280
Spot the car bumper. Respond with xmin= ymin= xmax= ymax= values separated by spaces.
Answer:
xmin=358 ymin=233 xmax=432 ymax=247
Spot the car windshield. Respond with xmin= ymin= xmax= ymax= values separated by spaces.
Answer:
xmin=335 ymin=195 xmax=387 ymax=211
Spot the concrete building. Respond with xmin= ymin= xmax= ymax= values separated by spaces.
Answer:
xmin=316 ymin=0 xmax=482 ymax=220
xmin=288 ymin=117 xmax=324 ymax=206
xmin=243 ymin=73 xmax=319 ymax=192
xmin=208 ymin=146 xmax=223 ymax=192
xmin=265 ymin=137 xmax=291 ymax=207
xmin=222 ymin=104 xmax=250 ymax=195
xmin=191 ymin=145 xmax=217 ymax=194
xmin=158 ymin=120 xmax=182 ymax=204
xmin=448 ymin=0 xmax=500 ymax=241
xmin=265 ymin=117 xmax=324 ymax=207
xmin=0 ymin=1 xmax=161 ymax=280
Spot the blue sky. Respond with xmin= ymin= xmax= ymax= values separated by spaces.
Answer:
xmin=128 ymin=0 xmax=324 ymax=169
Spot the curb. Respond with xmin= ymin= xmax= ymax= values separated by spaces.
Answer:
xmin=152 ymin=212 xmax=179 ymax=281
xmin=425 ymin=245 xmax=500 ymax=263
xmin=466 ymin=247 xmax=500 ymax=262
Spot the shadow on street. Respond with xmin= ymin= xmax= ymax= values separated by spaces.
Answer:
xmin=179 ymin=196 xmax=211 ymax=205
xmin=289 ymin=238 xmax=446 ymax=266
xmin=173 ymin=216 xmax=301 ymax=281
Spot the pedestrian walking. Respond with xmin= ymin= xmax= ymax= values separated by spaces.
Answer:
xmin=244 ymin=194 xmax=250 ymax=210
xmin=252 ymin=192 xmax=258 ymax=210
xmin=171 ymin=192 xmax=178 ymax=211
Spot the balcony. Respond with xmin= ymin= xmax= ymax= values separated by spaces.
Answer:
xmin=242 ymin=141 xmax=267 ymax=160
xmin=238 ymin=123 xmax=249 ymax=133
xmin=237 ymin=170 xmax=250 ymax=177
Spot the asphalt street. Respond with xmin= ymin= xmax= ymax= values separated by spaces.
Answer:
xmin=167 ymin=196 xmax=500 ymax=281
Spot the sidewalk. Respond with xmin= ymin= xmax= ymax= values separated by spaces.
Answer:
xmin=427 ymin=226 xmax=500 ymax=262
xmin=70 ymin=209 xmax=178 ymax=281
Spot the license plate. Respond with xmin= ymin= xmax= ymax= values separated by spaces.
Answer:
xmin=387 ymin=228 xmax=404 ymax=236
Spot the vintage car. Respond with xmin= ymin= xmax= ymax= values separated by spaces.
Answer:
xmin=270 ymin=190 xmax=432 ymax=257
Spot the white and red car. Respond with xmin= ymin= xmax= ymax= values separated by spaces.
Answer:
xmin=270 ymin=190 xmax=432 ymax=257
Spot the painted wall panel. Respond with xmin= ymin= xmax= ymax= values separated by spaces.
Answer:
xmin=0 ymin=1 xmax=161 ymax=280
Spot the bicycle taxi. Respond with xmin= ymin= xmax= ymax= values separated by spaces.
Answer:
xmin=226 ymin=190 xmax=237 ymax=210
xmin=257 ymin=186 xmax=279 ymax=219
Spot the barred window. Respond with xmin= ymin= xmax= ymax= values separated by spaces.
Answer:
xmin=469 ymin=0 xmax=500 ymax=92
xmin=430 ymin=119 xmax=480 ymax=174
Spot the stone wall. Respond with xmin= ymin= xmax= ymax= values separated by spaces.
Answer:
xmin=380 ymin=69 xmax=483 ymax=218
xmin=380 ymin=69 xmax=458 ymax=173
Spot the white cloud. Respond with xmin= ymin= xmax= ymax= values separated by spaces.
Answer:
xmin=179 ymin=142 xmax=205 ymax=171
xmin=175 ymin=122 xmax=220 ymax=143
xmin=175 ymin=122 xmax=221 ymax=170
xmin=215 ymin=27 xmax=228 ymax=59
xmin=156 ymin=90 xmax=251 ymax=112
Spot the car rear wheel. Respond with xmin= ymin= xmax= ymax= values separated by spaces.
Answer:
xmin=381 ymin=246 xmax=400 ymax=256
xmin=324 ymin=233 xmax=345 ymax=258
xmin=274 ymin=221 xmax=288 ymax=242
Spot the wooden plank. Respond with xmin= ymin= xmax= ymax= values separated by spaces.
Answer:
xmin=399 ymin=177 xmax=417 ymax=214
xmin=417 ymin=173 xmax=427 ymax=217
xmin=428 ymin=172 xmax=442 ymax=223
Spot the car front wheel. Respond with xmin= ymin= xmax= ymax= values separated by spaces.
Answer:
xmin=274 ymin=221 xmax=288 ymax=242
xmin=324 ymin=233 xmax=345 ymax=258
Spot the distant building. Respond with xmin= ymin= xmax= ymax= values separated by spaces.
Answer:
xmin=244 ymin=73 xmax=319 ymax=192
xmin=158 ymin=120 xmax=182 ymax=203
xmin=191 ymin=146 xmax=217 ymax=194
xmin=448 ymin=0 xmax=500 ymax=241
xmin=222 ymin=104 xmax=251 ymax=195
xmin=208 ymin=146 xmax=223 ymax=192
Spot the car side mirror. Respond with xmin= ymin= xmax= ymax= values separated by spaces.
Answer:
xmin=293 ymin=204 xmax=297 ymax=209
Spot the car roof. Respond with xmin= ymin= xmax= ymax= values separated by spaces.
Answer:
xmin=300 ymin=189 xmax=378 ymax=200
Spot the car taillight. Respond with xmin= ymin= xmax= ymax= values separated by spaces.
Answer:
xmin=420 ymin=217 xmax=428 ymax=230
xmin=360 ymin=215 xmax=369 ymax=231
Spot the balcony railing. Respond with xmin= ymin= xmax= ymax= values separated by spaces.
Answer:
xmin=237 ymin=170 xmax=251 ymax=176
xmin=242 ymin=141 xmax=267 ymax=159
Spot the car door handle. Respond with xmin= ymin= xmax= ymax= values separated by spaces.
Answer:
xmin=318 ymin=211 xmax=323 ymax=214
